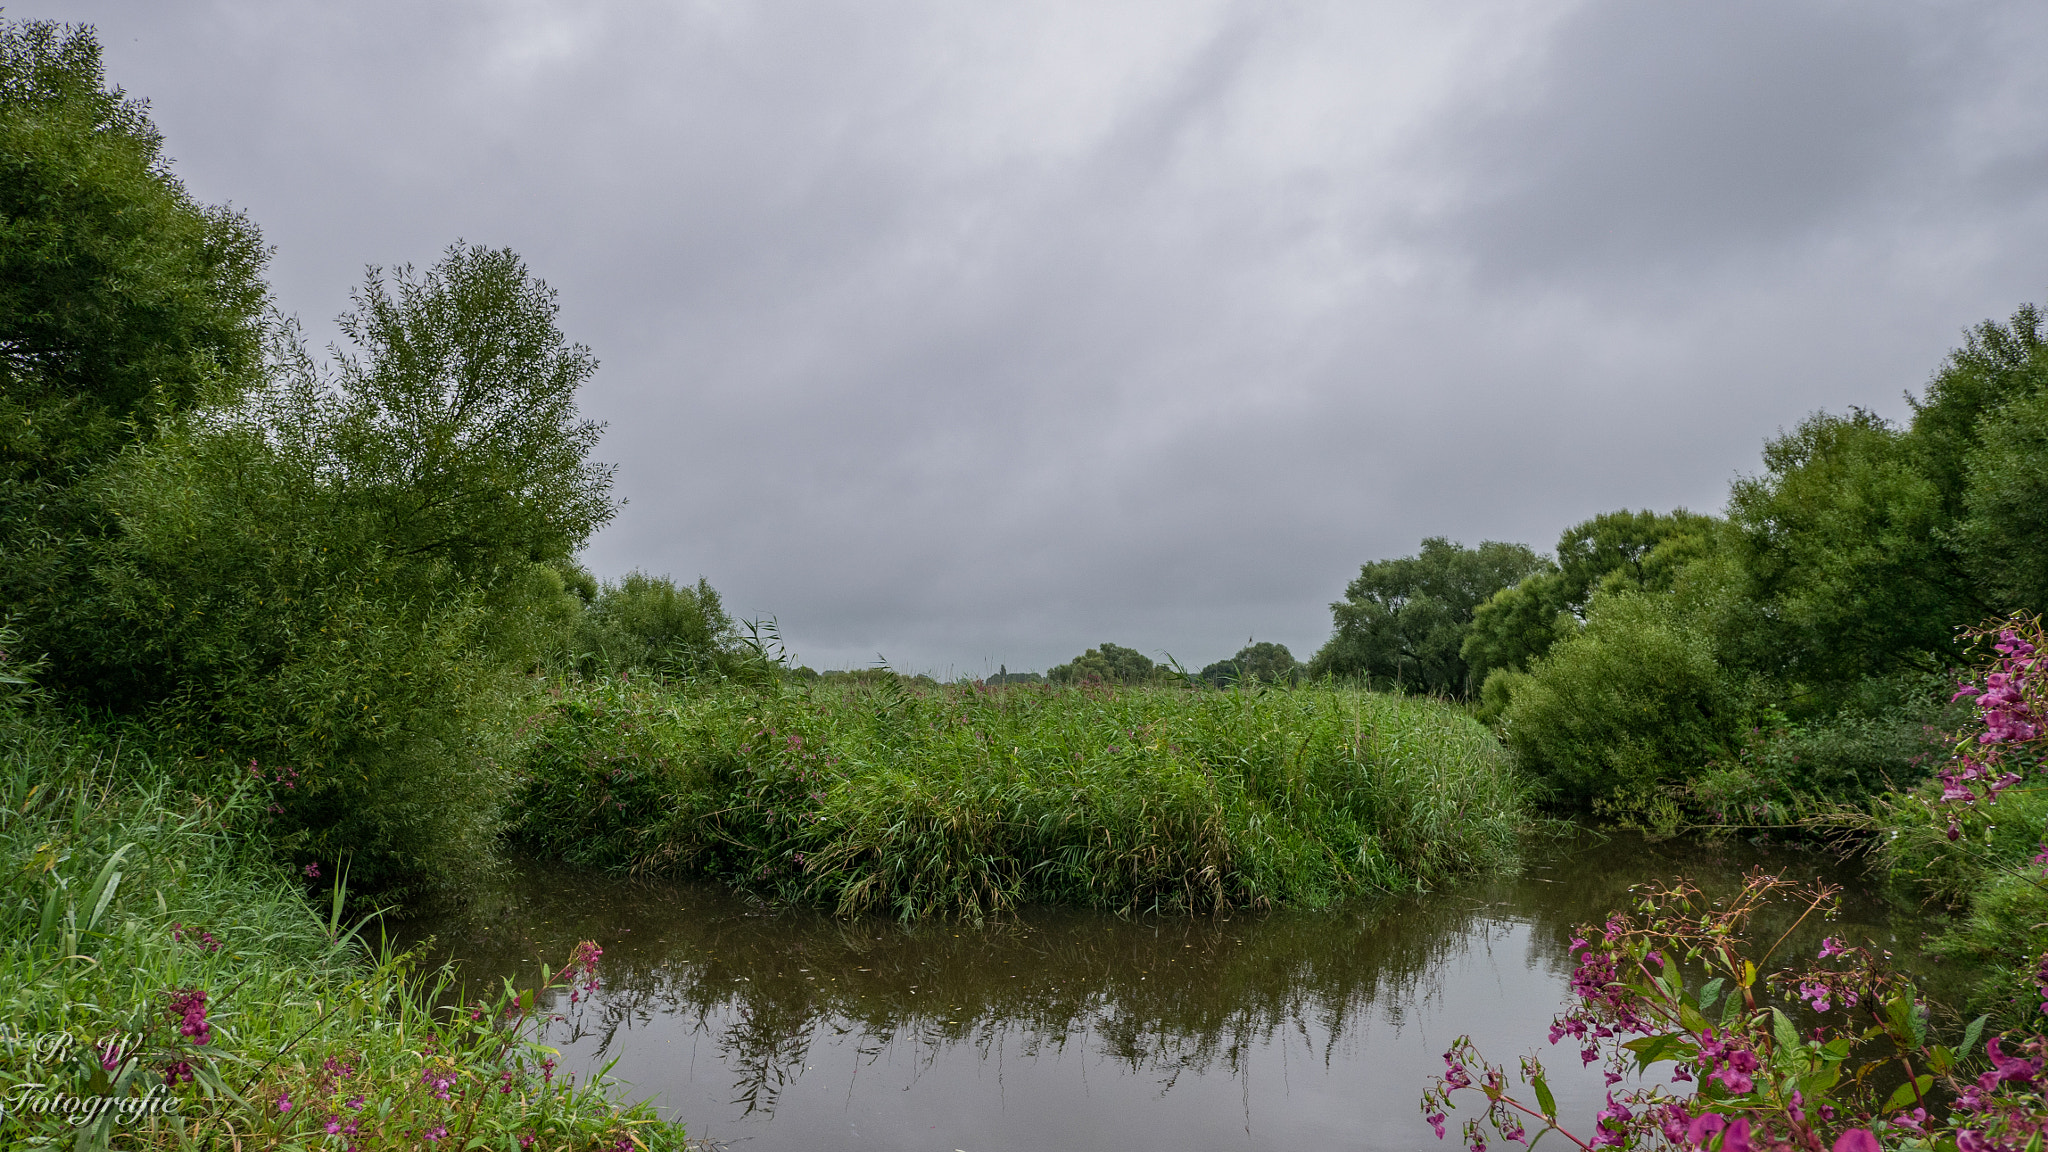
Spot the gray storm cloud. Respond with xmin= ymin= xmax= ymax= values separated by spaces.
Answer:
xmin=39 ymin=0 xmax=2048 ymax=673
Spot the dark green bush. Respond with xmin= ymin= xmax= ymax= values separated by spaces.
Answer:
xmin=56 ymin=245 xmax=614 ymax=897
xmin=568 ymin=571 xmax=738 ymax=679
xmin=1502 ymin=590 xmax=1746 ymax=806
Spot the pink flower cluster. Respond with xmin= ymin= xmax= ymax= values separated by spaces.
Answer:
xmin=1796 ymin=978 xmax=1859 ymax=1014
xmin=421 ymin=1067 xmax=456 ymax=1101
xmin=1950 ymin=1039 xmax=2048 ymax=1151
xmin=1695 ymin=1028 xmax=1761 ymax=1094
xmin=1959 ymin=629 xmax=2044 ymax=747
xmin=1548 ymin=924 xmax=1652 ymax=1067
xmin=1933 ymin=619 xmax=2045 ymax=841
xmin=565 ymin=940 xmax=603 ymax=1005
xmin=168 ymin=988 xmax=210 ymax=1046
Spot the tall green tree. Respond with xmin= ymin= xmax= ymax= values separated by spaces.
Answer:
xmin=80 ymin=244 xmax=615 ymax=892
xmin=1958 ymin=388 xmax=2048 ymax=613
xmin=0 ymin=17 xmax=268 ymax=648
xmin=1922 ymin=302 xmax=2048 ymax=617
xmin=1463 ymin=508 xmax=1716 ymax=691
xmin=1717 ymin=408 xmax=1965 ymax=684
xmin=1309 ymin=537 xmax=1545 ymax=696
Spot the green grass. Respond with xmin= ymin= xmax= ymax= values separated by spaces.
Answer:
xmin=0 ymin=710 xmax=689 ymax=1150
xmin=508 ymin=676 xmax=1527 ymax=920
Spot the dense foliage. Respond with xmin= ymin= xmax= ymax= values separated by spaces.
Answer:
xmin=1048 ymin=641 xmax=1173 ymax=685
xmin=1309 ymin=537 xmax=1547 ymax=695
xmin=0 ymin=20 xmax=270 ymax=682
xmin=1198 ymin=641 xmax=1303 ymax=687
xmin=1354 ymin=303 xmax=2047 ymax=820
xmin=506 ymin=677 xmax=1524 ymax=920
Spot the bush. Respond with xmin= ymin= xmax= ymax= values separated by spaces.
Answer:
xmin=80 ymin=417 xmax=537 ymax=897
xmin=1503 ymin=590 xmax=1747 ymax=806
xmin=567 ymin=571 xmax=737 ymax=679
xmin=51 ymin=244 xmax=615 ymax=898
xmin=508 ymin=678 xmax=1526 ymax=919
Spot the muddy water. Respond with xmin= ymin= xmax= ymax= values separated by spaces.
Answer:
xmin=408 ymin=834 xmax=1931 ymax=1151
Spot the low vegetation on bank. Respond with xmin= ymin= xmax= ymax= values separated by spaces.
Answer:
xmin=0 ymin=709 xmax=687 ymax=1149
xmin=507 ymin=677 xmax=1523 ymax=920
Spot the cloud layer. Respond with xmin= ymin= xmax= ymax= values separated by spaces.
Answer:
xmin=44 ymin=0 xmax=2048 ymax=673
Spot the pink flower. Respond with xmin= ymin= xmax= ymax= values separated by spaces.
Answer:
xmin=1832 ymin=1131 xmax=1880 ymax=1152
xmin=277 ymin=1093 xmax=292 ymax=1113
xmin=1688 ymin=1116 xmax=1752 ymax=1152
xmin=169 ymin=988 xmax=211 ymax=1046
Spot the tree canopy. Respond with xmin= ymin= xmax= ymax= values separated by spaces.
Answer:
xmin=1049 ymin=642 xmax=1163 ymax=685
xmin=1309 ymin=537 xmax=1546 ymax=696
xmin=1200 ymin=641 xmax=1301 ymax=687
xmin=0 ymin=17 xmax=270 ymax=637
xmin=1461 ymin=508 xmax=1715 ymax=692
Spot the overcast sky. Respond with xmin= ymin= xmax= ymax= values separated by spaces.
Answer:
xmin=36 ymin=0 xmax=2048 ymax=674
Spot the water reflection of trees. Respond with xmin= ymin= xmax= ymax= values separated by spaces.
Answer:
xmin=410 ymin=833 xmax=1898 ymax=1118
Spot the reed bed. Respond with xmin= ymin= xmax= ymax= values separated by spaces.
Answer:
xmin=509 ymin=677 xmax=1525 ymax=920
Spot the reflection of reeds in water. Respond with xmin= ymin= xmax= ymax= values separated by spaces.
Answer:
xmin=411 ymin=835 xmax=1926 ymax=1120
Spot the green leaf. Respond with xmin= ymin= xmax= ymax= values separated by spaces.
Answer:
xmin=1621 ymin=1033 xmax=1694 ymax=1071
xmin=1533 ymin=1074 xmax=1556 ymax=1120
xmin=1697 ymin=977 xmax=1726 ymax=1015
xmin=1771 ymin=1007 xmax=1801 ymax=1054
xmin=84 ymin=843 xmax=133 ymax=933
xmin=1882 ymin=1074 xmax=1934 ymax=1114
xmin=1962 ymin=1014 xmax=1988 ymax=1057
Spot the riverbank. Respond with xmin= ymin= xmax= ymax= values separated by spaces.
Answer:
xmin=0 ymin=712 xmax=691 ymax=1150
xmin=507 ymin=677 xmax=1526 ymax=919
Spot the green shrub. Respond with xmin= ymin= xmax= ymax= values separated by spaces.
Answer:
xmin=29 ymin=243 xmax=617 ymax=899
xmin=509 ymin=678 xmax=1526 ymax=919
xmin=567 ymin=571 xmax=738 ymax=679
xmin=79 ymin=418 xmax=536 ymax=897
xmin=1047 ymin=642 xmax=1173 ymax=685
xmin=1502 ymin=590 xmax=1746 ymax=806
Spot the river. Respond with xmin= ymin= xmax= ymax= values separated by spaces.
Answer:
xmin=406 ymin=832 xmax=1933 ymax=1151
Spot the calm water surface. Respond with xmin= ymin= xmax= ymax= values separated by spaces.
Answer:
xmin=408 ymin=835 xmax=1932 ymax=1152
